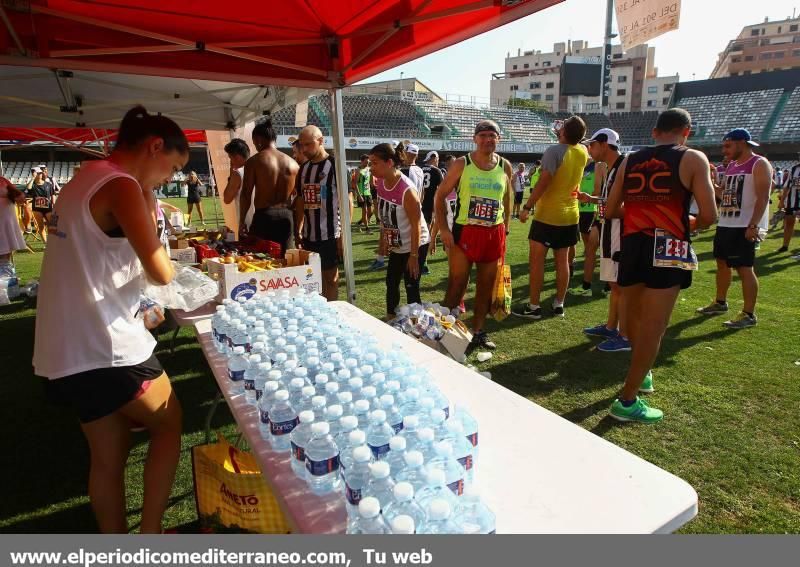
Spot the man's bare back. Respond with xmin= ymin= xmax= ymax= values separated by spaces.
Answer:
xmin=240 ymin=148 xmax=298 ymax=221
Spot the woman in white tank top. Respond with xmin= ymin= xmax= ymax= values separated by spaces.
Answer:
xmin=32 ymin=106 xmax=189 ymax=533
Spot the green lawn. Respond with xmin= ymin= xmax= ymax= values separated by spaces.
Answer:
xmin=1 ymin=197 xmax=799 ymax=533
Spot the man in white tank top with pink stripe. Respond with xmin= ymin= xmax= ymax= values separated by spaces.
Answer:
xmin=697 ymin=128 xmax=772 ymax=328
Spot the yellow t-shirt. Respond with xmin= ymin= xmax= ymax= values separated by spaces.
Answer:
xmin=533 ymin=143 xmax=589 ymax=226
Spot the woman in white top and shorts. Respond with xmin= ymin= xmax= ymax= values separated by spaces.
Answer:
xmin=33 ymin=106 xmax=188 ymax=533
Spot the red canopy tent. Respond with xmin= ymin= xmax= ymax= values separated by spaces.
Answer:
xmin=0 ymin=0 xmax=563 ymax=302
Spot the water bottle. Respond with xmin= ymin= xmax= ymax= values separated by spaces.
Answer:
xmin=258 ymin=381 xmax=281 ymax=438
xmin=366 ymin=410 xmax=394 ymax=460
xmin=267 ymin=368 xmax=285 ymax=391
xmin=296 ymin=385 xmax=316 ymax=416
xmin=364 ymin=461 xmax=395 ymax=512
xmin=384 ymin=380 xmax=401 ymax=402
xmin=288 ymin=378 xmax=306 ymax=408
xmin=415 ymin=468 xmax=458 ymax=513
xmin=415 ymin=428 xmax=437 ymax=463
xmin=347 ymin=497 xmax=390 ymax=534
xmin=285 ymin=345 xmax=299 ymax=364
xmin=398 ymin=415 xmax=421 ymax=451
xmin=370 ymin=373 xmax=387 ymax=396
xmin=211 ymin=306 xmax=226 ymax=352
xmin=290 ymin=410 xmax=315 ymax=479
xmin=254 ymin=362 xmax=272 ymax=404
xmin=344 ymin=358 xmax=360 ymax=377
xmin=231 ymin=324 xmax=250 ymax=353
xmin=427 ymin=442 xmax=465 ymax=496
xmin=227 ymin=347 xmax=248 ymax=394
xmin=453 ymin=405 xmax=479 ymax=458
xmin=243 ymin=354 xmax=262 ymax=403
xmin=324 ymin=404 xmax=344 ymax=439
xmin=250 ymin=341 xmax=266 ymax=359
xmin=445 ymin=420 xmax=475 ymax=482
xmin=385 ymin=436 xmax=407 ymax=477
xmin=269 ymin=390 xmax=298 ymax=451
xmin=339 ymin=430 xmax=369 ymax=479
xmin=310 ymin=395 xmax=327 ymax=422
xmin=216 ymin=314 xmax=232 ymax=354
xmin=417 ymin=499 xmax=462 ymax=534
xmin=359 ymin=365 xmax=374 ymax=385
xmin=455 ymin=486 xmax=496 ymax=534
xmin=314 ymin=374 xmax=329 ymax=397
xmin=347 ymin=378 xmax=364 ymax=402
xmin=343 ymin=446 xmax=373 ymax=525
xmin=272 ymin=352 xmax=288 ymax=374
xmin=324 ymin=382 xmax=340 ymax=408
xmin=304 ymin=422 xmax=340 ymax=494
xmin=383 ymin=481 xmax=425 ymax=528
xmin=337 ymin=392 xmax=354 ymax=417
xmin=335 ymin=415 xmax=359 ymax=449
xmin=282 ymin=359 xmax=299 ymax=378
xmin=429 ymin=409 xmax=448 ymax=442
xmin=353 ymin=399 xmax=371 ymax=430
xmin=336 ymin=369 xmax=352 ymax=387
xmin=395 ymin=451 xmax=427 ymax=492
xmin=399 ymin=388 xmax=421 ymax=418
xmin=380 ymin=395 xmax=404 ymax=434
xmin=305 ymin=356 xmax=321 ymax=378
xmin=389 ymin=515 xmax=416 ymax=535
xmin=320 ymin=362 xmax=336 ymax=382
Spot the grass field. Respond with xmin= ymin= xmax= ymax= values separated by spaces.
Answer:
xmin=1 ymin=196 xmax=799 ymax=533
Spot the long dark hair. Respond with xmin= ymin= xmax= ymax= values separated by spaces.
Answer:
xmin=369 ymin=142 xmax=406 ymax=168
xmin=252 ymin=118 xmax=277 ymax=144
xmin=116 ymin=105 xmax=189 ymax=154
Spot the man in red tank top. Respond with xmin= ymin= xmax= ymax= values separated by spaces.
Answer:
xmin=605 ymin=109 xmax=718 ymax=423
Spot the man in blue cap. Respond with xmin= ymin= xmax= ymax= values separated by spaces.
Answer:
xmin=697 ymin=128 xmax=771 ymax=328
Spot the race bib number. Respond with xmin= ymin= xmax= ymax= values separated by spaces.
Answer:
xmin=447 ymin=199 xmax=457 ymax=217
xmin=721 ymin=191 xmax=736 ymax=208
xmin=383 ymin=228 xmax=401 ymax=249
xmin=34 ymin=196 xmax=50 ymax=209
xmin=467 ymin=196 xmax=499 ymax=226
xmin=597 ymin=198 xmax=607 ymax=221
xmin=653 ymin=229 xmax=698 ymax=271
xmin=303 ymin=183 xmax=321 ymax=210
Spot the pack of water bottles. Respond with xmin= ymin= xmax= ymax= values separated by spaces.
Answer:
xmin=210 ymin=289 xmax=495 ymax=535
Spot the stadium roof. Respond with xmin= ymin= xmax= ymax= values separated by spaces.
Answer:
xmin=0 ymin=0 xmax=562 ymax=130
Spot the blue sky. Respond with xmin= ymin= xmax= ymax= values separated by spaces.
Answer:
xmin=363 ymin=0 xmax=800 ymax=102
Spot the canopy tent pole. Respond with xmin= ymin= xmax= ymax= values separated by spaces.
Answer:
xmin=206 ymin=145 xmax=221 ymax=229
xmin=329 ymin=87 xmax=356 ymax=304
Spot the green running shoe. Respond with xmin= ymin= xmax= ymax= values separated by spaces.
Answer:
xmin=610 ymin=397 xmax=663 ymax=423
xmin=639 ymin=370 xmax=654 ymax=394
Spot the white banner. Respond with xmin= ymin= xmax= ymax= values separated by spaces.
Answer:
xmin=615 ymin=0 xmax=681 ymax=51
xmin=275 ymin=134 xmax=553 ymax=154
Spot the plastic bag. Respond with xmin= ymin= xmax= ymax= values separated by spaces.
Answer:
xmin=491 ymin=261 xmax=511 ymax=322
xmin=143 ymin=263 xmax=218 ymax=311
xmin=0 ymin=260 xmax=19 ymax=300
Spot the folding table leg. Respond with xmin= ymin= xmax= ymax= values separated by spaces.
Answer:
xmin=204 ymin=391 xmax=224 ymax=444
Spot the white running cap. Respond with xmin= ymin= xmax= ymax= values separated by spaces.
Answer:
xmin=390 ymin=515 xmax=415 ymax=535
xmin=358 ymin=497 xmax=381 ymax=518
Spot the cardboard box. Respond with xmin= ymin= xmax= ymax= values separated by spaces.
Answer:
xmin=169 ymin=247 xmax=197 ymax=263
xmin=206 ymin=249 xmax=322 ymax=302
xmin=439 ymin=320 xmax=473 ymax=363
xmin=169 ymin=237 xmax=189 ymax=250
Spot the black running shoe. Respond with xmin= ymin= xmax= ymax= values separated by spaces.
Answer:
xmin=552 ymin=304 xmax=565 ymax=317
xmin=512 ymin=304 xmax=542 ymax=319
xmin=468 ymin=331 xmax=497 ymax=353
xmin=778 ymin=245 xmax=789 ymax=253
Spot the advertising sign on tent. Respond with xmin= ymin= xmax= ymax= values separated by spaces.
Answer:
xmin=615 ymin=0 xmax=681 ymax=51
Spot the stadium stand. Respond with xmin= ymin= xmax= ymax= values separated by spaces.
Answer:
xmin=675 ymin=89 xmax=783 ymax=142
xmin=609 ymin=111 xmax=659 ymax=146
xmin=769 ymin=87 xmax=800 ymax=143
xmin=484 ymin=106 xmax=555 ymax=143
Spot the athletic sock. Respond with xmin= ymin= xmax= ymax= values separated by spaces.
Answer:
xmin=716 ymin=299 xmax=728 ymax=306
xmin=553 ymin=299 xmax=564 ymax=308
xmin=528 ymin=303 xmax=540 ymax=310
xmin=621 ymin=398 xmax=637 ymax=407
xmin=744 ymin=311 xmax=755 ymax=319
xmin=582 ymin=280 xmax=591 ymax=290
xmin=375 ymin=255 xmax=384 ymax=262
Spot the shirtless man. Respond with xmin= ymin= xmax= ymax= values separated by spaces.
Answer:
xmin=222 ymin=138 xmax=251 ymax=229
xmin=239 ymin=119 xmax=299 ymax=253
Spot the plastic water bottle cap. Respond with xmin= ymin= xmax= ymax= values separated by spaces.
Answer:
xmin=405 ymin=388 xmax=419 ymax=401
xmin=302 ymin=386 xmax=316 ymax=397
xmin=360 ymin=365 xmax=374 ymax=376
xmin=362 ymin=386 xmax=377 ymax=398
xmin=337 ymin=369 xmax=351 ymax=381
xmin=246 ymin=316 xmax=256 ymax=323
xmin=257 ymin=362 xmax=272 ymax=372
xmin=265 ymin=381 xmax=280 ymax=393
xmin=315 ymin=374 xmax=329 ymax=385
xmin=390 ymin=515 xmax=415 ymax=535
xmin=322 ymin=362 xmax=335 ymax=373
xmin=417 ymin=428 xmax=435 ymax=442
xmin=404 ymin=451 xmax=424 ymax=467
xmin=326 ymin=404 xmax=343 ymax=418
xmin=427 ymin=468 xmax=445 ymax=486
xmin=345 ymin=358 xmax=358 ymax=367
xmin=370 ymin=409 xmax=387 ymax=423
xmin=274 ymin=353 xmax=288 ymax=363
xmin=389 ymin=436 xmax=406 ymax=451
xmin=371 ymin=371 xmax=386 ymax=383
xmin=311 ymin=420 xmax=329 ymax=436
xmin=275 ymin=337 xmax=286 ymax=346
xmin=311 ymin=396 xmax=326 ymax=407
xmin=233 ymin=346 xmax=245 ymax=355
xmin=349 ymin=430 xmax=366 ymax=445
xmin=348 ymin=377 xmax=363 ymax=389
xmin=290 ymin=378 xmax=305 ymax=389
xmin=325 ymin=382 xmax=339 ymax=394
xmin=434 ymin=442 xmax=453 ymax=457
xmin=354 ymin=400 xmax=371 ymax=413
xmin=339 ymin=415 xmax=358 ymax=430
xmin=358 ymin=497 xmax=381 ymax=519
xmin=385 ymin=380 xmax=401 ymax=393
xmin=268 ymin=370 xmax=282 ymax=381
xmin=393 ymin=482 xmax=414 ymax=502
xmin=370 ymin=461 xmax=391 ymax=479
xmin=251 ymin=342 xmax=264 ymax=351
xmin=294 ymin=368 xmax=308 ymax=377
xmin=216 ymin=305 xmax=225 ymax=312
xmin=430 ymin=409 xmax=446 ymax=424
xmin=298 ymin=411 xmax=315 ymax=424
xmin=380 ymin=394 xmax=395 ymax=407
xmin=428 ymin=499 xmax=451 ymax=521
xmin=274 ymin=390 xmax=290 ymax=401
xmin=353 ymin=445 xmax=372 ymax=463
xmin=337 ymin=392 xmax=353 ymax=403
xmin=403 ymin=415 xmax=419 ymax=429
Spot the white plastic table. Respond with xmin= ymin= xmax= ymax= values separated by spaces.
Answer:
xmin=194 ymin=301 xmax=697 ymax=534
